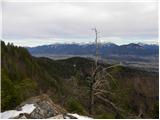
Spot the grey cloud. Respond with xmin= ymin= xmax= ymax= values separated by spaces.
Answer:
xmin=2 ymin=1 xmax=158 ymax=42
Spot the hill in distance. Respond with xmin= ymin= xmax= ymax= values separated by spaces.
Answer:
xmin=27 ymin=42 xmax=159 ymax=57
xmin=27 ymin=42 xmax=159 ymax=72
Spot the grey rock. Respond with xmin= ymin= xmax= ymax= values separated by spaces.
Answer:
xmin=48 ymin=114 xmax=64 ymax=119
xmin=15 ymin=94 xmax=67 ymax=119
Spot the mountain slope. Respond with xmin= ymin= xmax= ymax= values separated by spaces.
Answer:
xmin=27 ymin=43 xmax=159 ymax=57
xmin=1 ymin=41 xmax=159 ymax=118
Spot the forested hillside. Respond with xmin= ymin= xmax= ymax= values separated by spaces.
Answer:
xmin=1 ymin=41 xmax=159 ymax=118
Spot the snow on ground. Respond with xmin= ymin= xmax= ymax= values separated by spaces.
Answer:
xmin=1 ymin=104 xmax=92 ymax=119
xmin=0 ymin=104 xmax=36 ymax=119
xmin=67 ymin=113 xmax=92 ymax=119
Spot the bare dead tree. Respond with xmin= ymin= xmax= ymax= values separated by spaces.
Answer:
xmin=88 ymin=28 xmax=122 ymax=116
xmin=89 ymin=28 xmax=99 ymax=115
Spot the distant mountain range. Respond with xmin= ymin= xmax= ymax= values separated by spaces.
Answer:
xmin=27 ymin=43 xmax=159 ymax=57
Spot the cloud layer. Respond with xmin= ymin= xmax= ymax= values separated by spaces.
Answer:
xmin=2 ymin=1 xmax=158 ymax=46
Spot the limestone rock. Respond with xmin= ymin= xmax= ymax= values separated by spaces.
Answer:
xmin=16 ymin=94 xmax=67 ymax=119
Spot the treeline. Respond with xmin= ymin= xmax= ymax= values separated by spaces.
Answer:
xmin=1 ymin=41 xmax=92 ymax=115
xmin=1 ymin=41 xmax=69 ymax=111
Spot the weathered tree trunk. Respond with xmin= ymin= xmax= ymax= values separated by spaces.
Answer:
xmin=89 ymin=28 xmax=99 ymax=115
xmin=88 ymin=28 xmax=122 ymax=117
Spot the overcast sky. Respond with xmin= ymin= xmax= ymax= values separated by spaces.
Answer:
xmin=1 ymin=0 xmax=159 ymax=46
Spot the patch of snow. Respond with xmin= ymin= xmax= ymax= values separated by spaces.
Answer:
xmin=1 ymin=104 xmax=36 ymax=119
xmin=67 ymin=113 xmax=92 ymax=119
xmin=21 ymin=104 xmax=36 ymax=114
xmin=137 ymin=42 xmax=146 ymax=46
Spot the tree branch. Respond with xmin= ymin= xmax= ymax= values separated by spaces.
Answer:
xmin=96 ymin=95 xmax=124 ymax=113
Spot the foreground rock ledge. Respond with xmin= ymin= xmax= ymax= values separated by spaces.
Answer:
xmin=1 ymin=94 xmax=92 ymax=119
xmin=16 ymin=94 xmax=67 ymax=119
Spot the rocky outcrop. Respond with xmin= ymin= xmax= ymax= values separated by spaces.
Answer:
xmin=15 ymin=94 xmax=67 ymax=119
xmin=1 ymin=94 xmax=92 ymax=119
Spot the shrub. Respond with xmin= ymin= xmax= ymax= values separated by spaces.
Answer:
xmin=67 ymin=97 xmax=86 ymax=115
